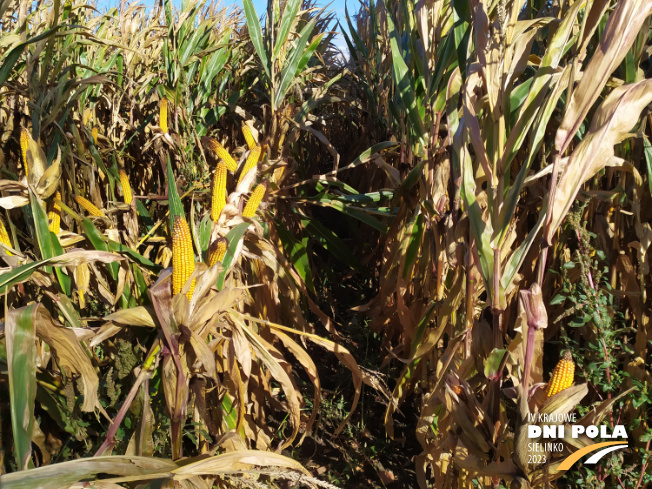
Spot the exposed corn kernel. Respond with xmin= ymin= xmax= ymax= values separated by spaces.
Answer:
xmin=160 ymin=98 xmax=168 ymax=133
xmin=119 ymin=169 xmax=133 ymax=205
xmin=242 ymin=123 xmax=256 ymax=150
xmin=207 ymin=237 xmax=227 ymax=266
xmin=211 ymin=162 xmax=227 ymax=222
xmin=206 ymin=138 xmax=237 ymax=172
xmin=172 ymin=216 xmax=196 ymax=300
xmin=546 ymin=351 xmax=575 ymax=398
xmin=74 ymin=195 xmax=105 ymax=217
xmin=238 ymin=145 xmax=261 ymax=183
xmin=242 ymin=183 xmax=266 ymax=219
xmin=0 ymin=218 xmax=12 ymax=255
xmin=48 ymin=192 xmax=62 ymax=234
xmin=20 ymin=128 xmax=29 ymax=178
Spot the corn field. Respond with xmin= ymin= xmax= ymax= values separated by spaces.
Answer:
xmin=0 ymin=0 xmax=651 ymax=487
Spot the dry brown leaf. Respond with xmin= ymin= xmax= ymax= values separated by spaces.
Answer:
xmin=34 ymin=305 xmax=99 ymax=411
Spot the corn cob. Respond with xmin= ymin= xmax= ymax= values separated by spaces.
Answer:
xmin=207 ymin=138 xmax=237 ymax=172
xmin=242 ymin=183 xmax=266 ymax=218
xmin=207 ymin=237 xmax=227 ymax=266
xmin=172 ymin=216 xmax=195 ymax=300
xmin=0 ymin=218 xmax=12 ymax=255
xmin=91 ymin=127 xmax=98 ymax=145
xmin=241 ymin=123 xmax=256 ymax=150
xmin=160 ymin=98 xmax=168 ymax=133
xmin=119 ymin=169 xmax=133 ymax=205
xmin=238 ymin=145 xmax=261 ymax=183
xmin=20 ymin=127 xmax=29 ymax=177
xmin=546 ymin=351 xmax=575 ymax=398
xmin=75 ymin=195 xmax=105 ymax=217
xmin=211 ymin=162 xmax=227 ymax=222
xmin=48 ymin=192 xmax=62 ymax=234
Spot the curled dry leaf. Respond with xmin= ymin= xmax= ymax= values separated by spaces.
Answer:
xmin=547 ymin=79 xmax=652 ymax=241
xmin=33 ymin=304 xmax=100 ymax=412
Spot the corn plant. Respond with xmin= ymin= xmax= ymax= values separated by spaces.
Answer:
xmin=345 ymin=0 xmax=652 ymax=486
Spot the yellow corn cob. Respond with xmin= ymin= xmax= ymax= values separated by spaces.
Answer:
xmin=273 ymin=165 xmax=286 ymax=185
xmin=546 ymin=351 xmax=575 ymax=398
xmin=207 ymin=138 xmax=237 ymax=172
xmin=238 ymin=145 xmax=261 ymax=183
xmin=172 ymin=216 xmax=195 ymax=300
xmin=211 ymin=162 xmax=227 ymax=222
xmin=160 ymin=98 xmax=168 ymax=133
xmin=119 ymin=169 xmax=133 ymax=205
xmin=75 ymin=195 xmax=105 ymax=217
xmin=91 ymin=127 xmax=98 ymax=145
xmin=82 ymin=108 xmax=91 ymax=126
xmin=20 ymin=127 xmax=29 ymax=177
xmin=207 ymin=237 xmax=227 ymax=267
xmin=241 ymin=123 xmax=256 ymax=150
xmin=0 ymin=218 xmax=12 ymax=255
xmin=48 ymin=192 xmax=62 ymax=234
xmin=242 ymin=183 xmax=266 ymax=218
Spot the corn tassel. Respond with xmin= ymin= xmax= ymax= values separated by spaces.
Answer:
xmin=160 ymin=98 xmax=168 ymax=133
xmin=20 ymin=127 xmax=29 ymax=178
xmin=91 ymin=127 xmax=98 ymax=145
xmin=243 ymin=183 xmax=266 ymax=218
xmin=546 ymin=351 xmax=575 ymax=398
xmin=207 ymin=237 xmax=227 ymax=266
xmin=0 ymin=218 xmax=12 ymax=255
xmin=207 ymin=139 xmax=237 ymax=172
xmin=242 ymin=123 xmax=256 ymax=150
xmin=75 ymin=195 xmax=105 ymax=217
xmin=238 ymin=145 xmax=261 ymax=183
xmin=172 ymin=216 xmax=195 ymax=300
xmin=119 ymin=169 xmax=133 ymax=205
xmin=211 ymin=162 xmax=227 ymax=222
xmin=48 ymin=192 xmax=62 ymax=234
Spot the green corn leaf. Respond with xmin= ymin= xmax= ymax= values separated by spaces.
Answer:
xmin=243 ymin=0 xmax=271 ymax=79
xmin=6 ymin=304 xmax=38 ymax=470
xmin=309 ymin=197 xmax=390 ymax=233
xmin=300 ymin=216 xmax=361 ymax=269
xmin=0 ymin=26 xmax=62 ymax=87
xmin=500 ymin=1 xmax=584 ymax=171
xmin=429 ymin=26 xmax=458 ymax=99
xmin=401 ymin=159 xmax=427 ymax=191
xmin=199 ymin=214 xmax=212 ymax=257
xmin=342 ymin=5 xmax=368 ymax=61
xmin=314 ymin=179 xmax=360 ymax=195
xmin=166 ymin=152 xmax=184 ymax=231
xmin=0 ymin=262 xmax=50 ymax=295
xmin=50 ymin=232 xmax=71 ymax=295
xmin=272 ymin=0 xmax=302 ymax=61
xmin=216 ymin=222 xmax=251 ymax=290
xmin=274 ymin=20 xmax=315 ymax=109
xmin=501 ymin=204 xmax=546 ymax=291
xmin=136 ymin=199 xmax=154 ymax=232
xmin=457 ymin=137 xmax=495 ymax=304
xmin=55 ymin=293 xmax=83 ymax=329
xmin=403 ymin=213 xmax=424 ymax=279
xmin=81 ymin=219 xmax=119 ymax=280
xmin=107 ymin=241 xmax=160 ymax=271
xmin=29 ymin=191 xmax=54 ymax=273
xmin=295 ymin=33 xmax=323 ymax=76
xmin=498 ymin=68 xmax=569 ymax=245
xmin=386 ymin=12 xmax=426 ymax=144
xmin=275 ymin=222 xmax=315 ymax=294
